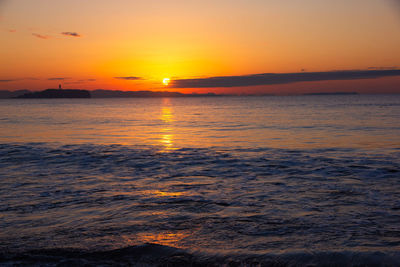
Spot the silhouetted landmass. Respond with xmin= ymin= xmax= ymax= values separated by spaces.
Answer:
xmin=17 ymin=89 xmax=91 ymax=98
xmin=2 ymin=89 xmax=220 ymax=99
xmin=239 ymin=93 xmax=274 ymax=96
xmin=0 ymin=89 xmax=362 ymax=99
xmin=0 ymin=90 xmax=31 ymax=98
xmin=90 ymin=90 xmax=220 ymax=98
xmin=303 ymin=92 xmax=359 ymax=96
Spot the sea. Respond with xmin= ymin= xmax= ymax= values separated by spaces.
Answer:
xmin=0 ymin=95 xmax=399 ymax=266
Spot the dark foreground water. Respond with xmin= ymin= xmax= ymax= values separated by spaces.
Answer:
xmin=0 ymin=95 xmax=399 ymax=266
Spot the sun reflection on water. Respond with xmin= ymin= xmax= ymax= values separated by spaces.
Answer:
xmin=159 ymin=98 xmax=176 ymax=151
xmin=161 ymin=107 xmax=173 ymax=123
xmin=153 ymin=190 xmax=184 ymax=197
xmin=123 ymin=231 xmax=190 ymax=247
xmin=161 ymin=132 xmax=173 ymax=148
xmin=139 ymin=189 xmax=187 ymax=198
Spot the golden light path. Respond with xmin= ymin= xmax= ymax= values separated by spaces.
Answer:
xmin=159 ymin=98 xmax=175 ymax=151
xmin=123 ymin=231 xmax=191 ymax=248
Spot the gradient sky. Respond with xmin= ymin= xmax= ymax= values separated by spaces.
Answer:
xmin=1 ymin=0 xmax=400 ymax=94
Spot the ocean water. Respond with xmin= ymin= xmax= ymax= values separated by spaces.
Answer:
xmin=0 ymin=95 xmax=399 ymax=266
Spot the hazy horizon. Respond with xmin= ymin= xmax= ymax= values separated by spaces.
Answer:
xmin=1 ymin=87 xmax=399 ymax=96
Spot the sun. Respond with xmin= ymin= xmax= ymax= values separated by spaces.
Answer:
xmin=163 ymin=78 xmax=170 ymax=86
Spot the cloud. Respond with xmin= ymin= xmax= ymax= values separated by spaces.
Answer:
xmin=32 ymin=33 xmax=50 ymax=39
xmin=170 ymin=69 xmax=400 ymax=88
xmin=48 ymin=77 xmax=70 ymax=81
xmin=0 ymin=78 xmax=39 ymax=82
xmin=388 ymin=0 xmax=400 ymax=13
xmin=61 ymin=32 xmax=81 ymax=37
xmin=114 ymin=76 xmax=143 ymax=80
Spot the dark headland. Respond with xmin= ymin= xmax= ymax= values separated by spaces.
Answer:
xmin=1 ymin=89 xmax=222 ymax=98
xmin=17 ymin=89 xmax=91 ymax=98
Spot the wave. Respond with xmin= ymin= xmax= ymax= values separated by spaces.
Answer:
xmin=1 ymin=243 xmax=400 ymax=266
xmin=1 ymin=143 xmax=399 ymax=261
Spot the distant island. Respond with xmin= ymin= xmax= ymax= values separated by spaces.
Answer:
xmin=303 ymin=92 xmax=359 ymax=96
xmin=90 ymin=90 xmax=220 ymax=98
xmin=0 ymin=89 xmax=222 ymax=99
xmin=17 ymin=89 xmax=91 ymax=98
xmin=0 ymin=90 xmax=31 ymax=98
xmin=0 ymin=89 xmax=363 ymax=99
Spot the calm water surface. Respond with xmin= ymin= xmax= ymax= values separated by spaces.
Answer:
xmin=0 ymin=95 xmax=399 ymax=265
xmin=1 ymin=95 xmax=399 ymax=149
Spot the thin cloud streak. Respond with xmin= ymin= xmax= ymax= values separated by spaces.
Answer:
xmin=170 ymin=69 xmax=400 ymax=88
xmin=0 ymin=78 xmax=38 ymax=82
xmin=48 ymin=77 xmax=70 ymax=81
xmin=61 ymin=32 xmax=81 ymax=37
xmin=32 ymin=33 xmax=50 ymax=39
xmin=114 ymin=76 xmax=143 ymax=80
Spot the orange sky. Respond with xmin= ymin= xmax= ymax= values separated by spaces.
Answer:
xmin=1 ymin=0 xmax=400 ymax=94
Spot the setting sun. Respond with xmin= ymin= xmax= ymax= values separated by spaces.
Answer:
xmin=163 ymin=78 xmax=170 ymax=86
